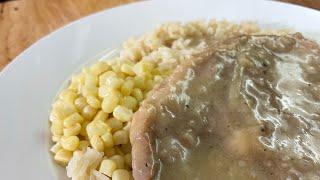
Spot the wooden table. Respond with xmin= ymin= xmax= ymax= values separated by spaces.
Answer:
xmin=0 ymin=0 xmax=319 ymax=70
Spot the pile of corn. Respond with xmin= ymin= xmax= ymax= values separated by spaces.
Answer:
xmin=49 ymin=58 xmax=167 ymax=179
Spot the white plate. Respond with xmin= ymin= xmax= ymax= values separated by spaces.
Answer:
xmin=0 ymin=0 xmax=319 ymax=179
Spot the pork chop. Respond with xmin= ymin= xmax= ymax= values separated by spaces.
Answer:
xmin=130 ymin=33 xmax=320 ymax=180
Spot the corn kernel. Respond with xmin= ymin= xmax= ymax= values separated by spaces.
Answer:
xmin=89 ymin=61 xmax=110 ymax=76
xmin=105 ymin=76 xmax=123 ymax=90
xmin=52 ymin=99 xmax=63 ymax=109
xmin=110 ymin=155 xmax=125 ymax=169
xmin=99 ymin=85 xmax=114 ymax=98
xmin=86 ymin=123 xmax=94 ymax=139
xmin=99 ymin=159 xmax=117 ymax=177
xmin=105 ymin=118 xmax=123 ymax=133
xmin=142 ymin=73 xmax=152 ymax=80
xmin=131 ymin=88 xmax=144 ymax=103
xmin=124 ymin=154 xmax=132 ymax=167
xmin=119 ymin=96 xmax=137 ymax=110
xmin=100 ymin=88 xmax=122 ymax=100
xmin=121 ymin=79 xmax=134 ymax=96
xmin=86 ymin=121 xmax=111 ymax=139
xmin=78 ymin=72 xmax=85 ymax=86
xmin=78 ymin=140 xmax=89 ymax=151
xmin=111 ymin=64 xmax=122 ymax=73
xmin=113 ymin=105 xmax=133 ymax=122
xmin=107 ymin=59 xmax=119 ymax=67
xmin=93 ymin=110 xmax=108 ymax=122
xmin=68 ymin=74 xmax=81 ymax=91
xmin=90 ymin=135 xmax=104 ymax=152
xmin=133 ymin=60 xmax=154 ymax=76
xmin=64 ymin=113 xmax=84 ymax=128
xmin=112 ymin=169 xmax=130 ymax=180
xmin=154 ymin=75 xmax=163 ymax=84
xmin=133 ymin=76 xmax=146 ymax=90
xmin=74 ymin=96 xmax=88 ymax=112
xmin=101 ymin=132 xmax=114 ymax=148
xmin=113 ymin=130 xmax=129 ymax=145
xmin=51 ymin=120 xmax=63 ymax=136
xmin=82 ymin=86 xmax=98 ymax=97
xmin=54 ymin=149 xmax=72 ymax=166
xmin=63 ymin=123 xmax=81 ymax=137
xmin=61 ymin=136 xmax=79 ymax=151
xmin=121 ymin=64 xmax=135 ymax=76
xmin=99 ymin=71 xmax=117 ymax=86
xmin=145 ymin=79 xmax=154 ymax=91
xmin=102 ymin=94 xmax=120 ymax=113
xmin=59 ymin=89 xmax=77 ymax=103
xmin=86 ymin=95 xmax=101 ymax=109
xmin=118 ymin=72 xmax=127 ymax=79
xmin=52 ymin=135 xmax=62 ymax=142
xmin=84 ymin=73 xmax=98 ymax=87
xmin=61 ymin=102 xmax=77 ymax=116
xmin=104 ymin=147 xmax=116 ymax=158
xmin=82 ymin=105 xmax=98 ymax=120
xmin=50 ymin=142 xmax=62 ymax=154
xmin=80 ymin=120 xmax=90 ymax=136
xmin=49 ymin=108 xmax=66 ymax=122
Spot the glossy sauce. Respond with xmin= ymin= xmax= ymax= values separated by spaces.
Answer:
xmin=132 ymin=34 xmax=320 ymax=180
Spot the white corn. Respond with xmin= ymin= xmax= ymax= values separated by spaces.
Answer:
xmin=113 ymin=130 xmax=129 ymax=145
xmin=99 ymin=159 xmax=117 ymax=177
xmin=112 ymin=169 xmax=130 ymax=180
xmin=110 ymin=155 xmax=125 ymax=169
xmin=101 ymin=132 xmax=114 ymax=148
xmin=61 ymin=136 xmax=79 ymax=151
xmin=113 ymin=105 xmax=133 ymax=122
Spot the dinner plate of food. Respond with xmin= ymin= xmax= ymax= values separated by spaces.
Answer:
xmin=1 ymin=0 xmax=320 ymax=179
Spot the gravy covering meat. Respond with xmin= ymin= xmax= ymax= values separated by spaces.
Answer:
xmin=130 ymin=34 xmax=320 ymax=180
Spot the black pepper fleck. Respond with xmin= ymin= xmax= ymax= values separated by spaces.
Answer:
xmin=262 ymin=62 xmax=268 ymax=67
xmin=185 ymin=104 xmax=189 ymax=108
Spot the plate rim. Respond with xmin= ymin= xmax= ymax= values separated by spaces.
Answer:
xmin=0 ymin=0 xmax=320 ymax=179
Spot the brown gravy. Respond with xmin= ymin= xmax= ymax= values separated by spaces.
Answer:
xmin=131 ymin=34 xmax=320 ymax=180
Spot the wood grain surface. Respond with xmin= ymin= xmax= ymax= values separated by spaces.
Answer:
xmin=0 ymin=0 xmax=319 ymax=70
